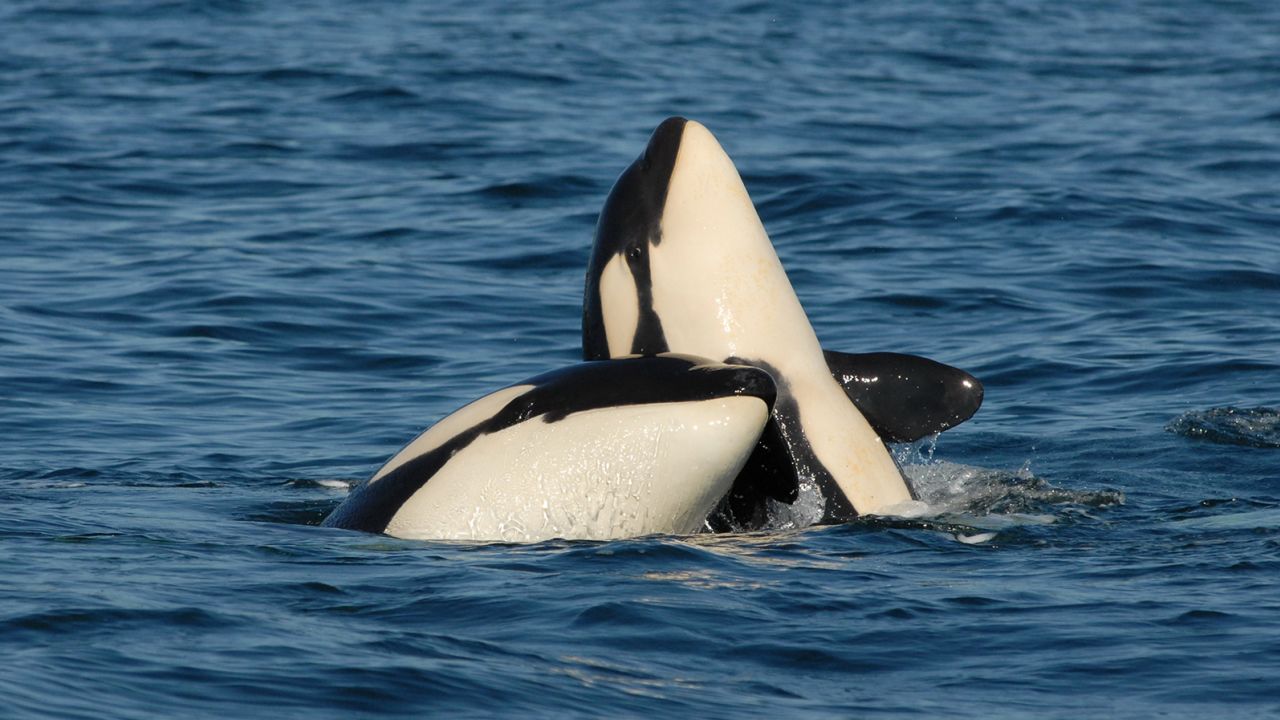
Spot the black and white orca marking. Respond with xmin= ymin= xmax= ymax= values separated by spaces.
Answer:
xmin=584 ymin=117 xmax=983 ymax=524
xmin=322 ymin=354 xmax=777 ymax=542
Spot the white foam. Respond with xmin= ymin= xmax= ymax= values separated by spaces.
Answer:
xmin=879 ymin=500 xmax=932 ymax=518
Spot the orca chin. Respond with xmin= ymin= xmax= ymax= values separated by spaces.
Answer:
xmin=322 ymin=355 xmax=777 ymax=542
xmin=583 ymin=117 xmax=984 ymax=525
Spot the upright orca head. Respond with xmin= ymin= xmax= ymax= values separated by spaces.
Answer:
xmin=582 ymin=118 xmax=985 ymax=521
xmin=584 ymin=116 xmax=781 ymax=363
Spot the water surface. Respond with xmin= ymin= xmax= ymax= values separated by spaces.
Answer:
xmin=3 ymin=1 xmax=1279 ymax=717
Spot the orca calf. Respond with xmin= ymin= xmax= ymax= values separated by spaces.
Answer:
xmin=322 ymin=355 xmax=777 ymax=542
xmin=583 ymin=117 xmax=982 ymax=525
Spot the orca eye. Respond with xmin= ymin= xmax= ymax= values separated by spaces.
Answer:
xmin=626 ymin=245 xmax=643 ymax=261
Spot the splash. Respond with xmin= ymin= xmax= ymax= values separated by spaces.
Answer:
xmin=1166 ymin=407 xmax=1280 ymax=449
xmin=901 ymin=460 xmax=1123 ymax=517
xmin=868 ymin=439 xmax=1126 ymax=543
xmin=713 ymin=438 xmax=1125 ymax=540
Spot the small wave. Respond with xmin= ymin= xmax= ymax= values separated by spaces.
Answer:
xmin=1195 ymin=158 xmax=1280 ymax=176
xmin=1172 ymin=507 xmax=1280 ymax=531
xmin=332 ymin=140 xmax=477 ymax=163
xmin=219 ymin=140 xmax=301 ymax=157
xmin=1166 ymin=407 xmax=1280 ymax=449
xmin=285 ymin=478 xmax=351 ymax=491
xmin=4 ymin=607 xmax=231 ymax=635
xmin=439 ymin=68 xmax=572 ymax=86
xmin=245 ymin=480 xmax=353 ymax=525
xmin=862 ymin=292 xmax=950 ymax=310
xmin=458 ymin=248 xmax=584 ymax=272
xmin=145 ymin=65 xmax=364 ymax=85
xmin=470 ymin=175 xmax=596 ymax=202
xmin=323 ymin=86 xmax=422 ymax=104
xmin=245 ymin=498 xmax=342 ymax=526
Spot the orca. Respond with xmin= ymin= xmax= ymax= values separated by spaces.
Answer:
xmin=583 ymin=117 xmax=982 ymax=525
xmin=322 ymin=354 xmax=777 ymax=542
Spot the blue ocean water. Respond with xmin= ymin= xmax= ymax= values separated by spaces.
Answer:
xmin=3 ymin=0 xmax=1279 ymax=716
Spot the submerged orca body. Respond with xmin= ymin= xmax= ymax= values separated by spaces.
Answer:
xmin=322 ymin=355 xmax=777 ymax=542
xmin=584 ymin=117 xmax=982 ymax=525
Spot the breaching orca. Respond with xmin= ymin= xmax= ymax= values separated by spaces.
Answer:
xmin=322 ymin=354 xmax=777 ymax=542
xmin=583 ymin=117 xmax=982 ymax=525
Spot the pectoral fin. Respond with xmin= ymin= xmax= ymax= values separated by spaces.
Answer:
xmin=824 ymin=351 xmax=984 ymax=443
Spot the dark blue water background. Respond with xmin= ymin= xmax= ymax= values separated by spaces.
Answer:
xmin=3 ymin=1 xmax=1279 ymax=717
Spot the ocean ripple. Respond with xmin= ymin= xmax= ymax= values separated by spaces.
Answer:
xmin=1166 ymin=407 xmax=1280 ymax=449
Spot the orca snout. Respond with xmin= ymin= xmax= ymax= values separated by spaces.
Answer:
xmin=642 ymin=116 xmax=688 ymax=171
